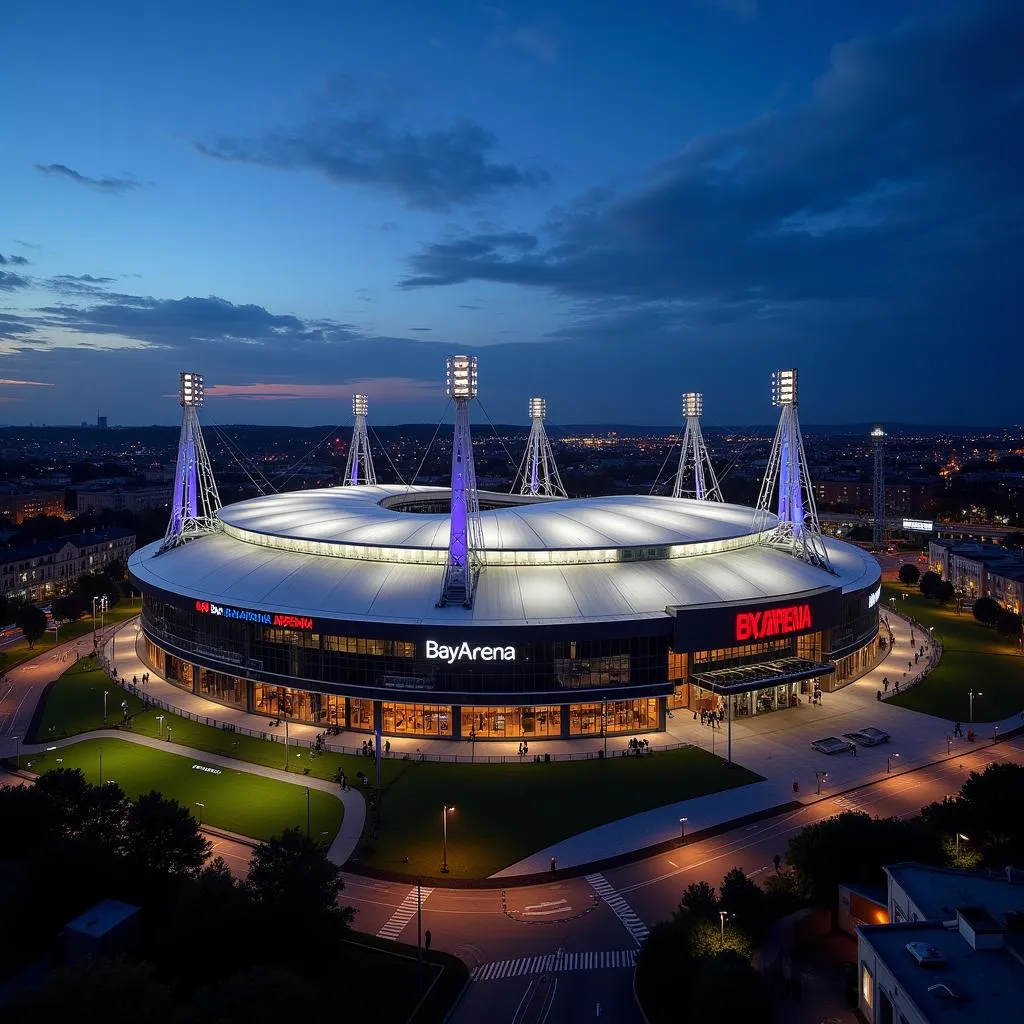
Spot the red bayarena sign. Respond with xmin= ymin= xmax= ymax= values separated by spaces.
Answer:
xmin=735 ymin=603 xmax=812 ymax=642
xmin=272 ymin=614 xmax=315 ymax=630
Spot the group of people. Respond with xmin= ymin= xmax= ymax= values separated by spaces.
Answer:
xmin=693 ymin=706 xmax=724 ymax=728
xmin=626 ymin=736 xmax=649 ymax=755
xmin=131 ymin=672 xmax=151 ymax=686
xmin=517 ymin=740 xmax=530 ymax=758
xmin=952 ymin=721 xmax=976 ymax=742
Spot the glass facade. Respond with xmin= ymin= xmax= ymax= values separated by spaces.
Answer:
xmin=197 ymin=667 xmax=246 ymax=708
xmin=382 ymin=702 xmax=452 ymax=737
xmin=253 ymin=684 xmax=345 ymax=727
xmin=568 ymin=698 xmax=660 ymax=736
xmin=460 ymin=705 xmax=562 ymax=739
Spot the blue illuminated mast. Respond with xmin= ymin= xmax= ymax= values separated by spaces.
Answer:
xmin=160 ymin=371 xmax=222 ymax=552
xmin=754 ymin=369 xmax=832 ymax=572
xmin=514 ymin=397 xmax=566 ymax=498
xmin=343 ymin=394 xmax=376 ymax=486
xmin=671 ymin=392 xmax=722 ymax=501
xmin=438 ymin=355 xmax=485 ymax=607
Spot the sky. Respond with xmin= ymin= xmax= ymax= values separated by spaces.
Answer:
xmin=2 ymin=0 xmax=1023 ymax=427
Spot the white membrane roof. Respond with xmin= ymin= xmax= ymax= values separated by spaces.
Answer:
xmin=131 ymin=487 xmax=880 ymax=627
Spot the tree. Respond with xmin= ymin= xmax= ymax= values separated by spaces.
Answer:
xmin=52 ymin=592 xmax=86 ymax=622
xmin=763 ymin=869 xmax=805 ymax=920
xmin=898 ymin=563 xmax=921 ymax=585
xmin=972 ymin=596 xmax=1002 ymax=626
xmin=936 ymin=580 xmax=956 ymax=605
xmin=636 ymin=921 xmax=696 ymax=1024
xmin=0 ymin=784 xmax=58 ymax=858
xmin=688 ymin=951 xmax=775 ymax=1024
xmin=787 ymin=812 xmax=944 ymax=909
xmin=176 ymin=966 xmax=323 ymax=1024
xmin=34 ymin=768 xmax=130 ymax=847
xmin=123 ymin=790 xmax=211 ymax=877
xmin=246 ymin=828 xmax=348 ymax=917
xmin=678 ymin=880 xmax=718 ymax=920
xmin=1002 ymin=532 xmax=1024 ymax=551
xmin=718 ymin=866 xmax=769 ymax=941
xmin=919 ymin=571 xmax=941 ymax=597
xmin=997 ymin=610 xmax=1022 ymax=639
xmin=15 ymin=604 xmax=47 ymax=646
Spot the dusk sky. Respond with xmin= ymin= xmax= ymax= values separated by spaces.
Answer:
xmin=3 ymin=0 xmax=1022 ymax=427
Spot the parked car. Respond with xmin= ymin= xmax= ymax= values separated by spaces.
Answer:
xmin=842 ymin=727 xmax=891 ymax=747
xmin=810 ymin=736 xmax=852 ymax=755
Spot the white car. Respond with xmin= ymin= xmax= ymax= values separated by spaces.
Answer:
xmin=810 ymin=736 xmax=851 ymax=755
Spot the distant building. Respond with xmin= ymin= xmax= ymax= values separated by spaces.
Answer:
xmin=0 ymin=485 xmax=67 ymax=524
xmin=857 ymin=862 xmax=1024 ymax=1024
xmin=0 ymin=527 xmax=136 ymax=602
xmin=76 ymin=485 xmax=170 ymax=515
xmin=96 ymin=414 xmax=108 ymax=429
xmin=62 ymin=899 xmax=140 ymax=966
xmin=927 ymin=538 xmax=1024 ymax=606
xmin=814 ymin=478 xmax=940 ymax=515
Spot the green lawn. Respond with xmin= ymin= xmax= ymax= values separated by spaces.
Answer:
xmin=0 ymin=605 xmax=140 ymax=674
xmin=21 ymin=738 xmax=343 ymax=843
xmin=885 ymin=584 xmax=1024 ymax=722
xmin=362 ymin=748 xmax=763 ymax=878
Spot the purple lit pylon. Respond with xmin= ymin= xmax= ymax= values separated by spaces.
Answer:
xmin=514 ymin=397 xmax=566 ymax=498
xmin=343 ymin=394 xmax=376 ymax=486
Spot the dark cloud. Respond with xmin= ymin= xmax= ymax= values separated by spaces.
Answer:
xmin=13 ymin=240 xmax=40 ymax=250
xmin=45 ymin=273 xmax=118 ymax=296
xmin=0 ymin=314 xmax=40 ymax=341
xmin=402 ymin=2 xmax=1024 ymax=317
xmin=196 ymin=104 xmax=547 ymax=211
xmin=0 ymin=271 xmax=30 ymax=291
xmin=457 ymin=304 xmax=482 ymax=310
xmin=408 ymin=326 xmax=432 ymax=331
xmin=34 ymin=163 xmax=148 ymax=195
xmin=0 ymin=254 xmax=30 ymax=266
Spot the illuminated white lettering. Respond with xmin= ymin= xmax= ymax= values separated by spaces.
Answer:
xmin=425 ymin=640 xmax=516 ymax=664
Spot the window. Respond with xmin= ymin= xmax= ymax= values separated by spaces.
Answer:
xmin=861 ymin=962 xmax=873 ymax=1009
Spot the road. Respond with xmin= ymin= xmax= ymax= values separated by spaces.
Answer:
xmin=4 ymin=631 xmax=1023 ymax=1022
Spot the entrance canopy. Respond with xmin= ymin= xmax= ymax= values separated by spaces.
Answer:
xmin=692 ymin=656 xmax=835 ymax=697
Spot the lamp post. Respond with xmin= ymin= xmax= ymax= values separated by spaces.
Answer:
xmin=156 ymin=715 xmax=164 ymax=739
xmin=887 ymin=752 xmax=900 ymax=773
xmin=103 ymin=689 xmax=109 ymax=726
xmin=719 ymin=910 xmax=731 ymax=940
xmin=969 ymin=689 xmax=982 ymax=722
xmin=946 ymin=735 xmax=952 ymax=755
xmin=679 ymin=817 xmax=688 ymax=843
xmin=441 ymin=804 xmax=455 ymax=874
xmin=195 ymin=801 xmax=205 ymax=827
xmin=306 ymin=787 xmax=311 ymax=839
xmin=815 ymin=770 xmax=827 ymax=796
xmin=12 ymin=735 xmax=20 ymax=770
xmin=956 ymin=832 xmax=969 ymax=853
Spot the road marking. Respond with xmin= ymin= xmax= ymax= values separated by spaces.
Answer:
xmin=666 ymin=860 xmax=678 ymax=867
xmin=471 ymin=949 xmax=636 ymax=981
xmin=377 ymin=886 xmax=433 ymax=941
xmin=585 ymin=872 xmax=650 ymax=945
xmin=523 ymin=898 xmax=569 ymax=917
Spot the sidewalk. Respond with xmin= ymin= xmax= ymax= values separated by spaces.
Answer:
xmin=20 ymin=728 xmax=365 ymax=867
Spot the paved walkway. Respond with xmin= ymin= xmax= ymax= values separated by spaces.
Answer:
xmin=19 ymin=728 xmax=365 ymax=867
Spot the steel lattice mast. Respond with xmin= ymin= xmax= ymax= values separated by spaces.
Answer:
xmin=160 ymin=372 xmax=222 ymax=552
xmin=343 ymin=394 xmax=376 ymax=486
xmin=514 ymin=397 xmax=567 ymax=498
xmin=438 ymin=355 xmax=484 ymax=607
xmin=871 ymin=426 xmax=886 ymax=550
xmin=753 ymin=369 xmax=833 ymax=572
xmin=671 ymin=392 xmax=722 ymax=501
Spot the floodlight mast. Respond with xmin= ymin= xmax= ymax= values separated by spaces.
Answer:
xmin=753 ymin=369 xmax=833 ymax=572
xmin=438 ymin=355 xmax=484 ymax=607
xmin=513 ymin=396 xmax=567 ymax=498
xmin=160 ymin=372 xmax=222 ymax=552
xmin=872 ymin=426 xmax=886 ymax=550
xmin=343 ymin=394 xmax=377 ymax=486
xmin=671 ymin=392 xmax=722 ymax=501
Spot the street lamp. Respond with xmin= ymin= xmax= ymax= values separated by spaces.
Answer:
xmin=679 ymin=817 xmax=688 ymax=842
xmin=103 ymin=689 xmax=109 ymax=725
xmin=719 ymin=910 xmax=731 ymax=939
xmin=195 ymin=801 xmax=205 ymax=827
xmin=888 ymin=753 xmax=901 ymax=773
xmin=156 ymin=715 xmax=164 ymax=739
xmin=440 ymin=804 xmax=455 ymax=874
xmin=815 ymin=770 xmax=828 ymax=796
xmin=969 ymin=690 xmax=983 ymax=722
xmin=12 ymin=735 xmax=21 ymax=770
xmin=956 ymin=832 xmax=969 ymax=852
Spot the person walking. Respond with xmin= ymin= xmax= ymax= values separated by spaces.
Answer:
xmin=883 ymin=676 xmax=889 ymax=692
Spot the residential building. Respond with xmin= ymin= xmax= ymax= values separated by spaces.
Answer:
xmin=76 ymin=485 xmax=170 ymax=515
xmin=0 ymin=527 xmax=136 ymax=603
xmin=927 ymin=538 xmax=1024 ymax=603
xmin=0 ymin=485 xmax=67 ymax=524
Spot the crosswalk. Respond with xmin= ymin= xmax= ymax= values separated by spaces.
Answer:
xmin=585 ymin=872 xmax=650 ymax=946
xmin=377 ymin=886 xmax=433 ymax=941
xmin=471 ymin=949 xmax=636 ymax=981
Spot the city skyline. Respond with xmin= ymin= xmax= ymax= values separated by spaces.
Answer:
xmin=3 ymin=0 xmax=1023 ymax=426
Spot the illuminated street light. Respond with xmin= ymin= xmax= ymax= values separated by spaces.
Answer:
xmin=969 ymin=689 xmax=983 ymax=722
xmin=441 ymin=804 xmax=456 ymax=873
xmin=719 ymin=910 xmax=731 ymax=939
xmin=679 ymin=817 xmax=688 ymax=842
xmin=103 ymin=689 xmax=109 ymax=725
xmin=194 ymin=802 xmax=205 ymax=826
xmin=156 ymin=715 xmax=165 ymax=739
xmin=815 ymin=770 xmax=828 ymax=796
xmin=888 ymin=753 xmax=900 ymax=773
xmin=956 ymin=832 xmax=969 ymax=852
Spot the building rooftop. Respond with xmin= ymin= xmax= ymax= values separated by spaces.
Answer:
xmin=886 ymin=864 xmax=1024 ymax=922
xmin=64 ymin=898 xmax=139 ymax=938
xmin=0 ymin=527 xmax=136 ymax=563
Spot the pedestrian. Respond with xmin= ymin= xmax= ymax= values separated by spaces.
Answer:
xmin=883 ymin=676 xmax=889 ymax=692
xmin=773 ymin=854 xmax=781 ymax=872
xmin=915 ymin=652 xmax=920 ymax=665
xmin=385 ymin=739 xmax=391 ymax=757
xmin=876 ymin=690 xmax=882 ymax=702
xmin=523 ymin=741 xmax=529 ymax=757
xmin=550 ymin=856 xmax=557 ymax=873
xmin=908 ymin=661 xmax=912 ymax=672
xmin=850 ymin=742 xmax=857 ymax=757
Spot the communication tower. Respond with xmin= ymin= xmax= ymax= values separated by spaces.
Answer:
xmin=754 ymin=369 xmax=833 ymax=572
xmin=513 ymin=397 xmax=567 ymax=498
xmin=872 ymin=426 xmax=886 ymax=550
xmin=343 ymin=394 xmax=376 ymax=486
xmin=160 ymin=372 xmax=222 ymax=552
xmin=671 ymin=392 xmax=722 ymax=501
xmin=438 ymin=355 xmax=484 ymax=607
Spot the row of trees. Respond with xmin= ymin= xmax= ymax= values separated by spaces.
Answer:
xmin=0 ymin=768 xmax=354 ymax=1022
xmin=904 ymin=563 xmax=1022 ymax=637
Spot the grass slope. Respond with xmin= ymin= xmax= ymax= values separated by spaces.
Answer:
xmin=0 ymin=605 xmax=139 ymax=674
xmin=22 ymin=739 xmax=343 ymax=843
xmin=885 ymin=584 xmax=1024 ymax=722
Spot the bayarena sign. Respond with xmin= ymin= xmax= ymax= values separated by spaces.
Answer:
xmin=194 ymin=600 xmax=315 ymax=631
xmin=735 ymin=603 xmax=812 ymax=642
xmin=425 ymin=640 xmax=516 ymax=664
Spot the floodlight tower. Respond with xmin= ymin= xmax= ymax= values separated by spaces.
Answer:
xmin=343 ymin=394 xmax=377 ymax=486
xmin=671 ymin=392 xmax=723 ymax=501
xmin=871 ymin=426 xmax=886 ymax=550
xmin=754 ymin=369 xmax=833 ymax=572
xmin=514 ymin=397 xmax=567 ymax=498
xmin=160 ymin=372 xmax=222 ymax=552
xmin=438 ymin=355 xmax=484 ymax=607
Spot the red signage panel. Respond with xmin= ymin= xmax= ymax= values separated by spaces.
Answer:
xmin=735 ymin=603 xmax=812 ymax=642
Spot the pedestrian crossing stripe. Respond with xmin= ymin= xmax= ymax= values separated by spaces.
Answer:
xmin=585 ymin=872 xmax=650 ymax=946
xmin=377 ymin=886 xmax=434 ymax=941
xmin=471 ymin=949 xmax=636 ymax=981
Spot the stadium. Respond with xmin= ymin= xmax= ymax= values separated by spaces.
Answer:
xmin=128 ymin=479 xmax=882 ymax=743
